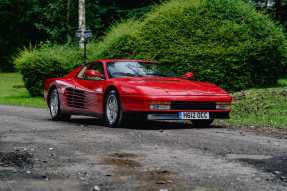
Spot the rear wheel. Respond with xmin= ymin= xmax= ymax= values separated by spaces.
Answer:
xmin=191 ymin=119 xmax=214 ymax=128
xmin=48 ymin=88 xmax=71 ymax=121
xmin=104 ymin=90 xmax=126 ymax=128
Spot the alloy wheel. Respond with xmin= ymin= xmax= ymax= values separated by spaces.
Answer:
xmin=50 ymin=89 xmax=59 ymax=117
xmin=106 ymin=94 xmax=119 ymax=125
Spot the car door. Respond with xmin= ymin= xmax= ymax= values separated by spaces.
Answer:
xmin=73 ymin=62 xmax=106 ymax=115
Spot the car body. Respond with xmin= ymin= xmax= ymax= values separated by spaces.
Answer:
xmin=44 ymin=59 xmax=232 ymax=127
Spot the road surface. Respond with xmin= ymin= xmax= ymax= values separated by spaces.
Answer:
xmin=0 ymin=105 xmax=286 ymax=191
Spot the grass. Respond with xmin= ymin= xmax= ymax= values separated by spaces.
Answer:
xmin=228 ymin=84 xmax=287 ymax=128
xmin=0 ymin=73 xmax=45 ymax=108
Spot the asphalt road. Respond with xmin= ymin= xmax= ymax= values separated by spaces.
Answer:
xmin=0 ymin=105 xmax=287 ymax=191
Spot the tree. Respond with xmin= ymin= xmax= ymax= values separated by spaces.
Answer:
xmin=0 ymin=0 xmax=46 ymax=71
xmin=275 ymin=0 xmax=282 ymax=19
xmin=250 ymin=0 xmax=287 ymax=25
xmin=0 ymin=0 xmax=161 ymax=71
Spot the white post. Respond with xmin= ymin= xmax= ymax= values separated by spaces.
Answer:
xmin=79 ymin=0 xmax=86 ymax=48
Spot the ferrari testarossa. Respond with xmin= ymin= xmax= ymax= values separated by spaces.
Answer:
xmin=44 ymin=59 xmax=232 ymax=128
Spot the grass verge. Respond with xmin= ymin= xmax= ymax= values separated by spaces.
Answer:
xmin=0 ymin=73 xmax=45 ymax=108
xmin=228 ymin=86 xmax=287 ymax=128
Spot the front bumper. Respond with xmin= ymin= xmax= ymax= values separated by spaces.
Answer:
xmin=121 ymin=94 xmax=232 ymax=112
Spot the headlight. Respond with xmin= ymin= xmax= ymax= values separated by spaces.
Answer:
xmin=216 ymin=102 xmax=231 ymax=110
xmin=150 ymin=101 xmax=171 ymax=110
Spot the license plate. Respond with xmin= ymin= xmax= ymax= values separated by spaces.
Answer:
xmin=179 ymin=112 xmax=210 ymax=120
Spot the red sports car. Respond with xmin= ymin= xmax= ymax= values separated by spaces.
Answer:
xmin=44 ymin=59 xmax=232 ymax=128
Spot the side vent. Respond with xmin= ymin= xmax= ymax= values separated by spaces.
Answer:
xmin=65 ymin=88 xmax=87 ymax=109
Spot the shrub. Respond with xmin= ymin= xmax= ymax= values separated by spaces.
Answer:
xmin=15 ymin=43 xmax=82 ymax=96
xmin=92 ymin=0 xmax=287 ymax=91
xmin=15 ymin=0 xmax=287 ymax=96
xmin=88 ymin=20 xmax=141 ymax=59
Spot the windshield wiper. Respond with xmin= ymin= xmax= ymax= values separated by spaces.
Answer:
xmin=145 ymin=73 xmax=169 ymax=77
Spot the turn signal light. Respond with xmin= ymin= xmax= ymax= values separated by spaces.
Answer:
xmin=150 ymin=101 xmax=171 ymax=110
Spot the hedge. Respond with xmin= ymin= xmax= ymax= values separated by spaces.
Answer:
xmin=15 ymin=44 xmax=82 ymax=96
xmin=15 ymin=0 xmax=287 ymax=96
xmin=92 ymin=0 xmax=287 ymax=91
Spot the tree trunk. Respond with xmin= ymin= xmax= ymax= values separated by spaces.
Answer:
xmin=265 ymin=0 xmax=268 ymax=9
xmin=79 ymin=0 xmax=85 ymax=48
xmin=275 ymin=0 xmax=282 ymax=20
xmin=66 ymin=0 xmax=71 ymax=43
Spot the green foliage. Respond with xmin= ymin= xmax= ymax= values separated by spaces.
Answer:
xmin=0 ymin=0 xmax=46 ymax=71
xmin=278 ymin=78 xmax=287 ymax=86
xmin=88 ymin=20 xmax=141 ymax=59
xmin=92 ymin=0 xmax=287 ymax=91
xmin=14 ymin=0 xmax=287 ymax=96
xmin=0 ymin=0 xmax=161 ymax=71
xmin=15 ymin=43 xmax=82 ymax=96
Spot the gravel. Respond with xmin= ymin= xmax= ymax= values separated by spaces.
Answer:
xmin=0 ymin=105 xmax=286 ymax=191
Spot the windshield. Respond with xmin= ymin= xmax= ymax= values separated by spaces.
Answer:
xmin=107 ymin=61 xmax=176 ymax=78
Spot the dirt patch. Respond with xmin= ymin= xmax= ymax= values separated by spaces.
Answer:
xmin=102 ymin=152 xmax=141 ymax=168
xmin=109 ymin=152 xmax=138 ymax=159
xmin=133 ymin=168 xmax=184 ymax=191
xmin=102 ymin=152 xmax=182 ymax=190
xmin=141 ymin=169 xmax=175 ymax=185
xmin=0 ymin=151 xmax=33 ymax=168
xmin=103 ymin=158 xmax=142 ymax=168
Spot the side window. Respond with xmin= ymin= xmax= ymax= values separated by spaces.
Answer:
xmin=77 ymin=66 xmax=87 ymax=79
xmin=88 ymin=62 xmax=104 ymax=74
xmin=77 ymin=62 xmax=105 ymax=80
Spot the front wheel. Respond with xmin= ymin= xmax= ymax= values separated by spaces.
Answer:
xmin=104 ymin=90 xmax=126 ymax=128
xmin=48 ymin=88 xmax=71 ymax=121
xmin=191 ymin=119 xmax=214 ymax=128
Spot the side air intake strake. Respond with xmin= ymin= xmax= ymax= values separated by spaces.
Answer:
xmin=64 ymin=88 xmax=87 ymax=109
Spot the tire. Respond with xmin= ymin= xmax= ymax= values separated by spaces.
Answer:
xmin=191 ymin=119 xmax=214 ymax=128
xmin=104 ymin=90 xmax=126 ymax=128
xmin=48 ymin=88 xmax=71 ymax=121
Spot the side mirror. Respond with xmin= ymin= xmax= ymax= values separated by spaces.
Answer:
xmin=85 ymin=69 xmax=103 ymax=79
xmin=182 ymin=72 xmax=194 ymax=79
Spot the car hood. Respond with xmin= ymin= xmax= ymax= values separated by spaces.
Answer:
xmin=114 ymin=77 xmax=229 ymax=96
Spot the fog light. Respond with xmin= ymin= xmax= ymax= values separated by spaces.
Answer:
xmin=216 ymin=102 xmax=231 ymax=110
xmin=150 ymin=101 xmax=171 ymax=110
